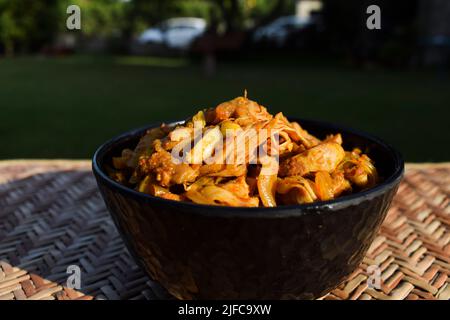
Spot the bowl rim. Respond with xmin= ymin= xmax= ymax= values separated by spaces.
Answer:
xmin=92 ymin=117 xmax=404 ymax=216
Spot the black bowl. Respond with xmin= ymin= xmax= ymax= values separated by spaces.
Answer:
xmin=92 ymin=118 xmax=404 ymax=300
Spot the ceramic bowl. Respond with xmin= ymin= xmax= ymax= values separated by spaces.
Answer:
xmin=92 ymin=118 xmax=404 ymax=299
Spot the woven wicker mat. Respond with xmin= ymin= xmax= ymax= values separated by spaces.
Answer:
xmin=0 ymin=160 xmax=448 ymax=300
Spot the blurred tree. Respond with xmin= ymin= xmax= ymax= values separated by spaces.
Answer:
xmin=0 ymin=0 xmax=61 ymax=55
xmin=250 ymin=0 xmax=294 ymax=28
xmin=0 ymin=0 xmax=129 ymax=55
xmin=65 ymin=0 xmax=127 ymax=37
xmin=321 ymin=0 xmax=419 ymax=67
xmin=0 ymin=0 xmax=296 ymax=55
xmin=122 ymin=0 xmax=179 ymax=38
xmin=124 ymin=0 xmax=295 ymax=36
xmin=209 ymin=0 xmax=294 ymax=32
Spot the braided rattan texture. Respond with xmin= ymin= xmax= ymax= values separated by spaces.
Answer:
xmin=0 ymin=160 xmax=448 ymax=300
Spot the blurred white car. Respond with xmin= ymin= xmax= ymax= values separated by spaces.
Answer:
xmin=138 ymin=17 xmax=207 ymax=50
xmin=253 ymin=16 xmax=312 ymax=47
xmin=138 ymin=28 xmax=164 ymax=44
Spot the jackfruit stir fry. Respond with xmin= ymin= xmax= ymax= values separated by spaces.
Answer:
xmin=108 ymin=95 xmax=379 ymax=207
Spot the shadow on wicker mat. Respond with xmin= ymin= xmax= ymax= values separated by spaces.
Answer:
xmin=0 ymin=169 xmax=172 ymax=300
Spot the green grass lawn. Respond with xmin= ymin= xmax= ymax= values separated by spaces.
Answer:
xmin=1 ymin=55 xmax=449 ymax=162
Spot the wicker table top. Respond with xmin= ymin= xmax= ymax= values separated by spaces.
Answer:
xmin=0 ymin=160 xmax=448 ymax=300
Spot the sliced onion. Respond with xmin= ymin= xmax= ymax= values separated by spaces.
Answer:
xmin=315 ymin=171 xmax=334 ymax=201
xmin=257 ymin=174 xmax=277 ymax=207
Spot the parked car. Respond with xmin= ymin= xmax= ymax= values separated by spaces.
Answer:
xmin=138 ymin=28 xmax=164 ymax=45
xmin=252 ymin=15 xmax=313 ymax=47
xmin=137 ymin=17 xmax=207 ymax=51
